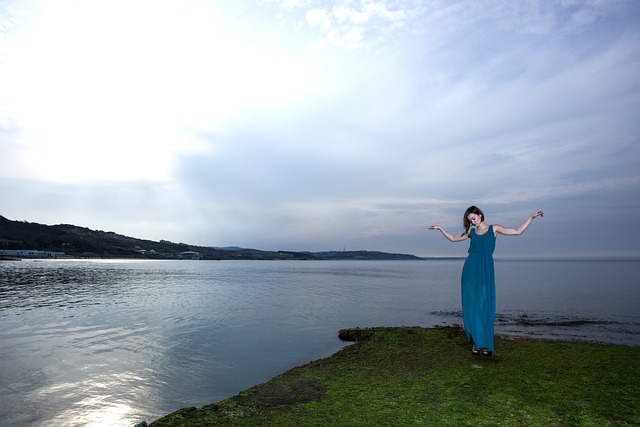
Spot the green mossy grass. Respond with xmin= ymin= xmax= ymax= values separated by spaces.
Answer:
xmin=150 ymin=326 xmax=640 ymax=426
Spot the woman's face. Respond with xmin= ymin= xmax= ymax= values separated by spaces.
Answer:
xmin=467 ymin=213 xmax=482 ymax=226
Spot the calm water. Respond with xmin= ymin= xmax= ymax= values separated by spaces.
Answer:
xmin=1 ymin=259 xmax=639 ymax=426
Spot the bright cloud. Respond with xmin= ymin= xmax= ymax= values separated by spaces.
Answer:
xmin=300 ymin=1 xmax=411 ymax=47
xmin=0 ymin=0 xmax=324 ymax=181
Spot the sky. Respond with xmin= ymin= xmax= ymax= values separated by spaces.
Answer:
xmin=1 ymin=0 xmax=639 ymax=258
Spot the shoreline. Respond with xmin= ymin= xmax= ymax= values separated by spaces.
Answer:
xmin=148 ymin=326 xmax=640 ymax=426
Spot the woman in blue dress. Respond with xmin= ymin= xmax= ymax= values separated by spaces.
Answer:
xmin=429 ymin=206 xmax=544 ymax=356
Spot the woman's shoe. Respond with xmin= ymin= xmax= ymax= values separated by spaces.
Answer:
xmin=481 ymin=349 xmax=493 ymax=357
xmin=472 ymin=346 xmax=480 ymax=356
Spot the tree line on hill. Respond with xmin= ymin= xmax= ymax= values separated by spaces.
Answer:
xmin=0 ymin=215 xmax=424 ymax=261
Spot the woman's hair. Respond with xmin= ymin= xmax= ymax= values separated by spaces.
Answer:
xmin=462 ymin=205 xmax=484 ymax=236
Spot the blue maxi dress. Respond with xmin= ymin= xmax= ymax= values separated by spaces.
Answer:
xmin=461 ymin=225 xmax=496 ymax=351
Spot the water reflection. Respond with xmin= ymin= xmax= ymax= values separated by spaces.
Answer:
xmin=1 ymin=321 xmax=162 ymax=425
xmin=33 ymin=372 xmax=150 ymax=427
xmin=1 ymin=259 xmax=639 ymax=426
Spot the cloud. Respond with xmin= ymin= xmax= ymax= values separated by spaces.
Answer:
xmin=1 ymin=0 xmax=639 ymax=257
xmin=289 ymin=1 xmax=415 ymax=48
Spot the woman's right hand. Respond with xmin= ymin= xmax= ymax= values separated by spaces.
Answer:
xmin=429 ymin=225 xmax=440 ymax=231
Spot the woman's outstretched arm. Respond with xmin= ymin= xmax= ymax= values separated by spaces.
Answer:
xmin=494 ymin=210 xmax=544 ymax=236
xmin=429 ymin=225 xmax=469 ymax=242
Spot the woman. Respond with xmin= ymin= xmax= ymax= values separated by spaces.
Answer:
xmin=429 ymin=206 xmax=544 ymax=356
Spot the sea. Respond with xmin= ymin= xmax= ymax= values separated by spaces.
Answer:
xmin=1 ymin=258 xmax=639 ymax=426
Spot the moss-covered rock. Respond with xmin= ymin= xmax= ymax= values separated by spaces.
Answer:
xmin=150 ymin=326 xmax=640 ymax=426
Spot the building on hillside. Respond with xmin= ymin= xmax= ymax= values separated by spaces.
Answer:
xmin=178 ymin=250 xmax=201 ymax=260
xmin=0 ymin=250 xmax=66 ymax=259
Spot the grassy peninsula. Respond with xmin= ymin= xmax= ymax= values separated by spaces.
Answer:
xmin=149 ymin=326 xmax=640 ymax=426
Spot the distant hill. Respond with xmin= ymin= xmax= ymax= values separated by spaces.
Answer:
xmin=0 ymin=215 xmax=424 ymax=261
